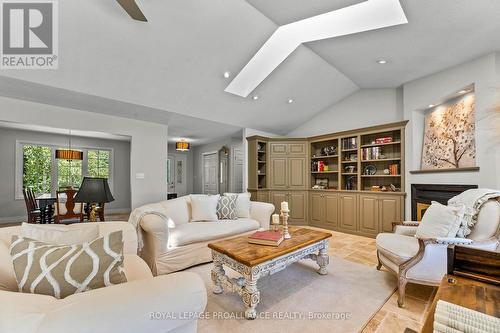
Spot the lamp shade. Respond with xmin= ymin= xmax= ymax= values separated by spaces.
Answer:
xmin=74 ymin=177 xmax=115 ymax=203
xmin=175 ymin=141 xmax=190 ymax=151
xmin=56 ymin=149 xmax=83 ymax=160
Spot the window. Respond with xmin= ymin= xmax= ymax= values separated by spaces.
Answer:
xmin=16 ymin=142 xmax=113 ymax=198
xmin=87 ymin=150 xmax=110 ymax=178
xmin=22 ymin=145 xmax=52 ymax=195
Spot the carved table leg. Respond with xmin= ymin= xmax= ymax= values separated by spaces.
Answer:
xmin=242 ymin=276 xmax=260 ymax=320
xmin=211 ymin=259 xmax=225 ymax=294
xmin=316 ymin=243 xmax=329 ymax=275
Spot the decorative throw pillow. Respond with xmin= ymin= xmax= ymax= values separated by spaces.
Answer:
xmin=20 ymin=222 xmax=99 ymax=245
xmin=415 ymin=201 xmax=465 ymax=239
xmin=0 ymin=241 xmax=17 ymax=291
xmin=10 ymin=231 xmax=126 ymax=299
xmin=224 ymin=192 xmax=251 ymax=218
xmin=217 ymin=195 xmax=238 ymax=220
xmin=190 ymin=194 xmax=220 ymax=222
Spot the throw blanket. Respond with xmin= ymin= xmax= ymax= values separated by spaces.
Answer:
xmin=128 ymin=202 xmax=170 ymax=251
xmin=448 ymin=189 xmax=500 ymax=238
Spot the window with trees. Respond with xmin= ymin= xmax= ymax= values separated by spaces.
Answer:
xmin=18 ymin=142 xmax=112 ymax=197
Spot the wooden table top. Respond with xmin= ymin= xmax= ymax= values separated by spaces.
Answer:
xmin=421 ymin=275 xmax=500 ymax=333
xmin=208 ymin=227 xmax=332 ymax=267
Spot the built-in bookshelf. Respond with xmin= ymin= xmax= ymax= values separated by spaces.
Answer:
xmin=256 ymin=141 xmax=267 ymax=189
xmin=309 ymin=125 xmax=405 ymax=193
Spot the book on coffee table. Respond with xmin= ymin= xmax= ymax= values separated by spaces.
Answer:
xmin=248 ymin=230 xmax=284 ymax=246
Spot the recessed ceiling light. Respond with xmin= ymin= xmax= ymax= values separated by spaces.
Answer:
xmin=223 ymin=71 xmax=231 ymax=79
xmin=376 ymin=59 xmax=388 ymax=64
xmin=287 ymin=99 xmax=294 ymax=104
xmin=428 ymin=104 xmax=435 ymax=108
xmin=458 ymin=89 xmax=469 ymax=94
xmin=252 ymin=95 xmax=259 ymax=101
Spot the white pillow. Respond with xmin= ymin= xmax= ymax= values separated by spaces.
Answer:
xmin=415 ymin=201 xmax=465 ymax=238
xmin=224 ymin=193 xmax=251 ymax=218
xmin=190 ymin=195 xmax=220 ymax=222
xmin=19 ymin=223 xmax=99 ymax=245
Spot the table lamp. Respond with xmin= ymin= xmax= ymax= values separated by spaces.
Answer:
xmin=74 ymin=177 xmax=114 ymax=222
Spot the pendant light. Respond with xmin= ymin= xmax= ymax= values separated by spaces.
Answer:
xmin=175 ymin=140 xmax=190 ymax=152
xmin=56 ymin=130 xmax=83 ymax=160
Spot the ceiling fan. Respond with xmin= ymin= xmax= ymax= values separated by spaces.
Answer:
xmin=116 ymin=0 xmax=148 ymax=22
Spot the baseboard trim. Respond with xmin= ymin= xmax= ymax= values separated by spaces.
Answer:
xmin=0 ymin=208 xmax=131 ymax=224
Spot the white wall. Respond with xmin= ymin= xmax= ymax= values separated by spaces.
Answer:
xmin=0 ymin=96 xmax=168 ymax=212
xmin=287 ymin=88 xmax=403 ymax=137
xmin=403 ymin=53 xmax=500 ymax=218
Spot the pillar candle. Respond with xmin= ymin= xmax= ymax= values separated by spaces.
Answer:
xmin=281 ymin=201 xmax=289 ymax=211
xmin=272 ymin=214 xmax=279 ymax=225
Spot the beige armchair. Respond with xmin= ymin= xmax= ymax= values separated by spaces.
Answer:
xmin=375 ymin=199 xmax=500 ymax=307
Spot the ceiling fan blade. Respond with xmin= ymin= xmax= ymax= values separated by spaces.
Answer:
xmin=116 ymin=0 xmax=148 ymax=22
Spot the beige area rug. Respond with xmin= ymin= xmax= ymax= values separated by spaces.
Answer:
xmin=186 ymin=257 xmax=397 ymax=333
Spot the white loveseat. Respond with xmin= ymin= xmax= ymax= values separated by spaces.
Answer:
xmin=137 ymin=195 xmax=275 ymax=275
xmin=0 ymin=222 xmax=207 ymax=333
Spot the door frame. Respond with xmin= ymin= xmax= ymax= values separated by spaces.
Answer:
xmin=202 ymin=151 xmax=219 ymax=194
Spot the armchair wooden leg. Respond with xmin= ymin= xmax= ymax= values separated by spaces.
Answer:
xmin=397 ymin=274 xmax=408 ymax=307
xmin=376 ymin=251 xmax=382 ymax=270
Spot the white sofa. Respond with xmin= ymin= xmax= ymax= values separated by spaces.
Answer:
xmin=0 ymin=222 xmax=207 ymax=333
xmin=137 ymin=195 xmax=275 ymax=275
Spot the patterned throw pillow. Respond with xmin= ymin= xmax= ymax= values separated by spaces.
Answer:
xmin=217 ymin=195 xmax=238 ymax=220
xmin=10 ymin=231 xmax=127 ymax=299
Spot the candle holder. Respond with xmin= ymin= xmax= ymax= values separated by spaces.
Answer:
xmin=280 ymin=209 xmax=291 ymax=239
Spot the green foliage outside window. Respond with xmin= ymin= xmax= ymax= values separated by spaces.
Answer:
xmin=87 ymin=150 xmax=110 ymax=178
xmin=23 ymin=145 xmax=51 ymax=195
xmin=57 ymin=159 xmax=83 ymax=189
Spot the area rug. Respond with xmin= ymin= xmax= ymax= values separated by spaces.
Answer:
xmin=186 ymin=257 xmax=397 ymax=333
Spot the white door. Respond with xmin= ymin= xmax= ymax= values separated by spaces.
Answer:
xmin=167 ymin=155 xmax=175 ymax=193
xmin=232 ymin=147 xmax=244 ymax=193
xmin=203 ymin=153 xmax=218 ymax=194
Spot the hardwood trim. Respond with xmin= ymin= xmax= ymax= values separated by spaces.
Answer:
xmin=409 ymin=167 xmax=480 ymax=174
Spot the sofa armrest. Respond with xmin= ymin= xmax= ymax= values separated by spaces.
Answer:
xmin=37 ymin=273 xmax=207 ymax=333
xmin=394 ymin=225 xmax=418 ymax=236
xmin=250 ymin=201 xmax=275 ymax=230
xmin=139 ymin=214 xmax=172 ymax=273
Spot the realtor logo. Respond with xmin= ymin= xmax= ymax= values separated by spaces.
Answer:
xmin=1 ymin=0 xmax=58 ymax=69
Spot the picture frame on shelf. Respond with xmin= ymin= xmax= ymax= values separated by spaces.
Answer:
xmin=314 ymin=178 xmax=329 ymax=189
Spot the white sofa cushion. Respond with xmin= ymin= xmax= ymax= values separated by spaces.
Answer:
xmin=19 ymin=223 xmax=99 ymax=245
xmin=468 ymin=199 xmax=500 ymax=241
xmin=416 ymin=201 xmax=465 ymax=238
xmin=376 ymin=233 xmax=420 ymax=265
xmin=168 ymin=219 xmax=260 ymax=247
xmin=190 ymin=194 xmax=219 ymax=222
xmin=224 ymin=192 xmax=251 ymax=218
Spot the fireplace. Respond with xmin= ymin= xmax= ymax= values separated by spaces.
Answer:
xmin=411 ymin=184 xmax=478 ymax=221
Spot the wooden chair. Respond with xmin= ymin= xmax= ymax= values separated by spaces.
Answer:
xmin=54 ymin=188 xmax=84 ymax=224
xmin=22 ymin=188 xmax=41 ymax=224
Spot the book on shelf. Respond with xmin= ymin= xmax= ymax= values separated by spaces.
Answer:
xmin=248 ymin=230 xmax=284 ymax=246
xmin=342 ymin=137 xmax=357 ymax=150
xmin=374 ymin=137 xmax=393 ymax=144
xmin=388 ymin=163 xmax=400 ymax=175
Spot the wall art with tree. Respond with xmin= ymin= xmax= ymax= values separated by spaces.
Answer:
xmin=421 ymin=94 xmax=476 ymax=169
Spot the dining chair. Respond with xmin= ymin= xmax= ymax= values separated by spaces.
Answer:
xmin=54 ymin=188 xmax=84 ymax=224
xmin=22 ymin=188 xmax=41 ymax=224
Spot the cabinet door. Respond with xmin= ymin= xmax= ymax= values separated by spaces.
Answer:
xmin=269 ymin=142 xmax=288 ymax=156
xmin=339 ymin=193 xmax=358 ymax=231
xmin=288 ymin=142 xmax=307 ymax=156
xmin=288 ymin=157 xmax=307 ymax=189
xmin=288 ymin=191 xmax=307 ymax=224
xmin=270 ymin=191 xmax=288 ymax=215
xmin=379 ymin=195 xmax=402 ymax=233
xmin=324 ymin=193 xmax=339 ymax=228
xmin=269 ymin=157 xmax=288 ymax=189
xmin=257 ymin=191 xmax=270 ymax=203
xmin=310 ymin=192 xmax=325 ymax=225
xmin=359 ymin=194 xmax=379 ymax=236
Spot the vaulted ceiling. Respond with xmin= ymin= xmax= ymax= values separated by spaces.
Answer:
xmin=0 ymin=0 xmax=499 ymax=137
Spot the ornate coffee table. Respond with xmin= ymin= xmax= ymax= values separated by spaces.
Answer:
xmin=208 ymin=227 xmax=332 ymax=319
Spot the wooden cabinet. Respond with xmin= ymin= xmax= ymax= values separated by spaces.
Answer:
xmin=270 ymin=191 xmax=287 ymax=215
xmin=379 ymin=195 xmax=402 ymax=232
xmin=288 ymin=157 xmax=307 ymax=189
xmin=288 ymin=143 xmax=307 ymax=156
xmin=310 ymin=192 xmax=339 ymax=228
xmin=269 ymin=157 xmax=287 ymax=189
xmin=269 ymin=142 xmax=307 ymax=157
xmin=359 ymin=194 xmax=379 ymax=236
xmin=269 ymin=141 xmax=307 ymax=190
xmin=256 ymin=190 xmax=270 ymax=203
xmin=339 ymin=193 xmax=358 ymax=232
xmin=270 ymin=190 xmax=307 ymax=225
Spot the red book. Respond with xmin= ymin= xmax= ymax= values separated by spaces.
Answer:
xmin=248 ymin=230 xmax=284 ymax=246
